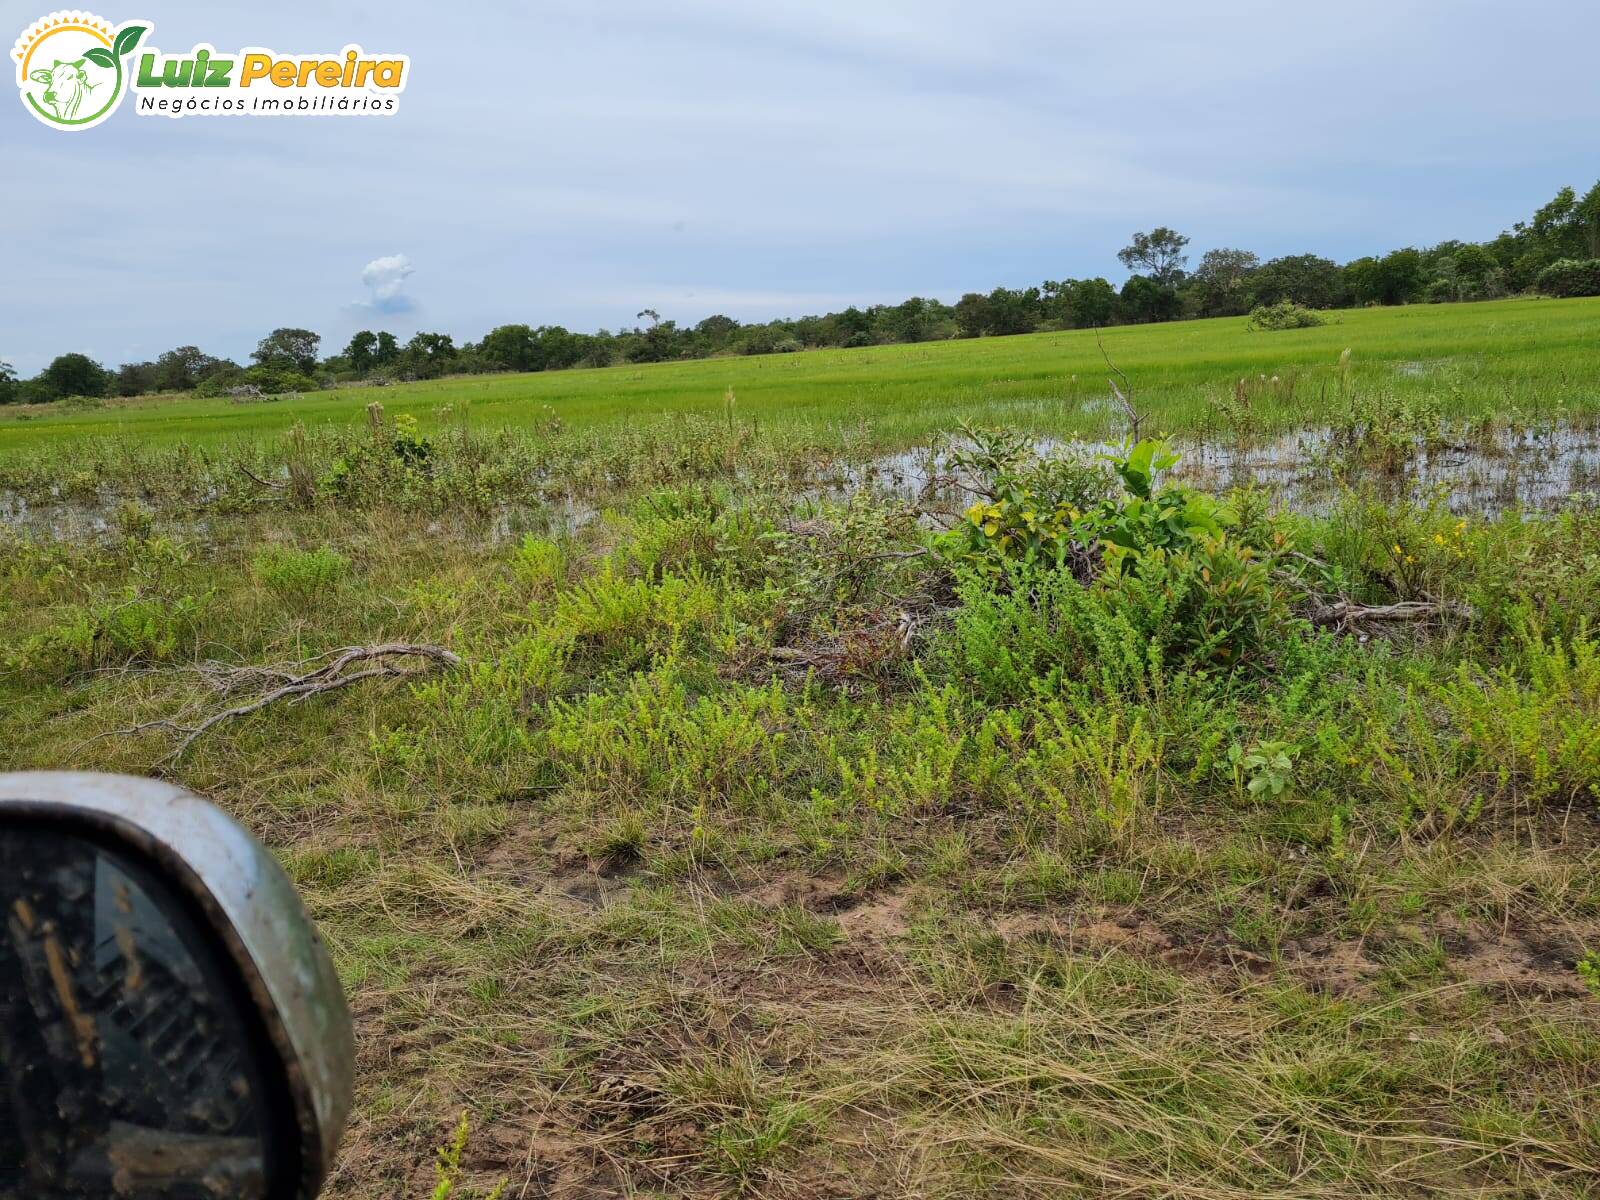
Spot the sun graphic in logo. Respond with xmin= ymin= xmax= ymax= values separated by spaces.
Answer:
xmin=12 ymin=10 xmax=149 ymax=130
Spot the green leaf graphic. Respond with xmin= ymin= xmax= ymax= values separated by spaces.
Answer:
xmin=84 ymin=47 xmax=115 ymax=68
xmin=113 ymin=25 xmax=146 ymax=58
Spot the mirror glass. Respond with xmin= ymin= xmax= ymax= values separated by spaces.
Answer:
xmin=0 ymin=825 xmax=275 ymax=1199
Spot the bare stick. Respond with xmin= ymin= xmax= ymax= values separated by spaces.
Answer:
xmin=1094 ymin=325 xmax=1143 ymax=441
xmin=108 ymin=644 xmax=461 ymax=764
xmin=236 ymin=463 xmax=285 ymax=491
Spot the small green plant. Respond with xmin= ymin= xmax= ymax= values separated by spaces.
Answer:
xmin=1578 ymin=950 xmax=1600 ymax=998
xmin=430 ymin=1111 xmax=506 ymax=1200
xmin=1225 ymin=740 xmax=1298 ymax=799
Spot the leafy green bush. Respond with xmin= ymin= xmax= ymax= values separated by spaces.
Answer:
xmin=937 ymin=427 xmax=1109 ymax=576
xmin=195 ymin=365 xmax=318 ymax=397
xmin=1247 ymin=300 xmax=1326 ymax=330
xmin=940 ymin=438 xmax=1290 ymax=696
xmin=1536 ymin=258 xmax=1600 ymax=298
xmin=945 ymin=545 xmax=1288 ymax=704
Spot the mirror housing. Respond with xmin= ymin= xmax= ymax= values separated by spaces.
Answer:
xmin=0 ymin=771 xmax=354 ymax=1198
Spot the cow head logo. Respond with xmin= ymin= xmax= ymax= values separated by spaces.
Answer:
xmin=13 ymin=11 xmax=149 ymax=130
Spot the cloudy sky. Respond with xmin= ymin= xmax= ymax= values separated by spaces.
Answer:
xmin=4 ymin=0 xmax=1595 ymax=375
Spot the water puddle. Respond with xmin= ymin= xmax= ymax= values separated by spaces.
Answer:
xmin=824 ymin=423 xmax=1600 ymax=516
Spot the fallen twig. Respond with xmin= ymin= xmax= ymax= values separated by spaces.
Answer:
xmin=236 ymin=463 xmax=285 ymax=491
xmin=108 ymin=643 xmax=461 ymax=763
xmin=1306 ymin=598 xmax=1473 ymax=632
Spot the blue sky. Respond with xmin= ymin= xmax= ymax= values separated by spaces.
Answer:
xmin=4 ymin=0 xmax=1596 ymax=375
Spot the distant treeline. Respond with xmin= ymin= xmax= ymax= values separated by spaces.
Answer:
xmin=4 ymin=181 xmax=1599 ymax=405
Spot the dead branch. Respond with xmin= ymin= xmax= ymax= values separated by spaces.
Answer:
xmin=236 ymin=463 xmax=285 ymax=491
xmin=1095 ymin=325 xmax=1143 ymax=442
xmin=110 ymin=643 xmax=461 ymax=763
xmin=1305 ymin=598 xmax=1473 ymax=632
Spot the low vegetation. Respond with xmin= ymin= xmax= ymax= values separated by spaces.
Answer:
xmin=1 ymin=312 xmax=1597 ymax=1197
xmin=5 ymin=297 xmax=1600 ymax=460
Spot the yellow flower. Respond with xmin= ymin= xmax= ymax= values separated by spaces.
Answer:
xmin=1393 ymin=543 xmax=1404 ymax=555
xmin=1405 ymin=554 xmax=1416 ymax=564
xmin=1433 ymin=533 xmax=1445 ymax=545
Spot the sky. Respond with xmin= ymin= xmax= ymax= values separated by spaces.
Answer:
xmin=4 ymin=0 xmax=1597 ymax=376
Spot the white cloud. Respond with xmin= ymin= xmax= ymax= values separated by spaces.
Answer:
xmin=356 ymin=254 xmax=415 ymax=314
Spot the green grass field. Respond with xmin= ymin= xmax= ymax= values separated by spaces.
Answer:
xmin=4 ymin=296 xmax=1599 ymax=454
xmin=3 ymin=298 xmax=1598 ymax=1197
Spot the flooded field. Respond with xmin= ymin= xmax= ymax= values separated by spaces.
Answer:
xmin=6 ymin=420 xmax=1599 ymax=545
xmin=840 ymin=420 xmax=1600 ymax=517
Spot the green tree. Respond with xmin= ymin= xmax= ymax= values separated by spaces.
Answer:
xmin=531 ymin=326 xmax=585 ymax=370
xmin=879 ymin=297 xmax=946 ymax=344
xmin=1040 ymin=279 xmax=1077 ymax=325
xmin=1117 ymin=227 xmax=1190 ymax=286
xmin=1531 ymin=186 xmax=1579 ymax=258
xmin=153 ymin=345 xmax=223 ymax=391
xmin=833 ymin=306 xmax=872 ymax=340
xmin=1375 ymin=248 xmax=1425 ymax=304
xmin=954 ymin=293 xmax=990 ymax=338
xmin=251 ymin=328 xmax=321 ymax=375
xmin=1068 ymin=278 xmax=1118 ymax=327
xmin=693 ymin=314 xmax=740 ymax=346
xmin=985 ymin=286 xmax=1041 ymax=335
xmin=1451 ymin=243 xmax=1496 ymax=284
xmin=1576 ymin=181 xmax=1600 ymax=259
xmin=344 ymin=331 xmax=379 ymax=375
xmin=374 ymin=331 xmax=400 ymax=366
xmin=1119 ymin=275 xmax=1180 ymax=323
xmin=480 ymin=324 xmax=536 ymax=371
xmin=1249 ymin=254 xmax=1346 ymax=309
xmin=113 ymin=361 xmax=160 ymax=396
xmin=1191 ymin=248 xmax=1260 ymax=316
xmin=40 ymin=352 xmax=108 ymax=399
xmin=0 ymin=361 xmax=16 ymax=405
xmin=627 ymin=317 xmax=679 ymax=363
xmin=402 ymin=332 xmax=457 ymax=378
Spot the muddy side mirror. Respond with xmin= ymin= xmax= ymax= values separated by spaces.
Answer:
xmin=0 ymin=771 xmax=353 ymax=1199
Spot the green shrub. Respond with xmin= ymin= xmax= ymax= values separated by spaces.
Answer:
xmin=1536 ymin=258 xmax=1600 ymax=298
xmin=5 ymin=589 xmax=209 ymax=680
xmin=1443 ymin=618 xmax=1600 ymax=809
xmin=944 ymin=543 xmax=1287 ymax=704
xmin=940 ymin=437 xmax=1289 ymax=696
xmin=1247 ymin=300 xmax=1326 ymax=330
xmin=511 ymin=534 xmax=566 ymax=594
xmin=936 ymin=430 xmax=1108 ymax=576
xmin=252 ymin=544 xmax=349 ymax=599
